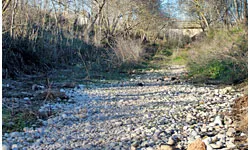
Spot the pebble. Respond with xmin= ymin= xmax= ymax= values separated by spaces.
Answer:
xmin=10 ymin=132 xmax=20 ymax=137
xmin=2 ymin=66 xmax=241 ymax=150
xmin=146 ymin=147 xmax=154 ymax=150
xmin=62 ymin=114 xmax=67 ymax=118
xmin=203 ymin=137 xmax=211 ymax=145
xmin=2 ymin=144 xmax=10 ymax=150
xmin=214 ymin=116 xmax=223 ymax=126
xmin=159 ymin=145 xmax=174 ymax=150
xmin=191 ymin=130 xmax=198 ymax=137
xmin=224 ymin=116 xmax=233 ymax=125
xmin=167 ymin=137 xmax=175 ymax=146
xmin=206 ymin=144 xmax=213 ymax=150
xmin=240 ymin=132 xmax=246 ymax=136
xmin=211 ymin=136 xmax=218 ymax=143
xmin=47 ymin=119 xmax=54 ymax=125
xmin=186 ymin=113 xmax=194 ymax=122
xmin=226 ymin=141 xmax=236 ymax=149
xmin=60 ymin=89 xmax=66 ymax=92
xmin=132 ymin=141 xmax=140 ymax=147
xmin=23 ymin=97 xmax=30 ymax=101
xmin=210 ymin=141 xmax=223 ymax=149
xmin=226 ymin=128 xmax=236 ymax=137
xmin=183 ymin=126 xmax=188 ymax=131
xmin=115 ymin=121 xmax=123 ymax=126
xmin=11 ymin=144 xmax=19 ymax=149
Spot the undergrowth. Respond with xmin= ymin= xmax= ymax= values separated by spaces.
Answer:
xmin=187 ymin=25 xmax=248 ymax=84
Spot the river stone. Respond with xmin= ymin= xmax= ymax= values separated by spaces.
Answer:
xmin=200 ymin=127 xmax=207 ymax=133
xmin=187 ymin=139 xmax=206 ymax=150
xmin=136 ymin=129 xmax=141 ymax=135
xmin=191 ymin=130 xmax=198 ymax=137
xmin=206 ymin=144 xmax=213 ymax=150
xmin=226 ymin=141 xmax=236 ymax=149
xmin=240 ymin=133 xmax=246 ymax=136
xmin=202 ymin=137 xmax=211 ymax=145
xmin=214 ymin=116 xmax=223 ymax=126
xmin=146 ymin=147 xmax=154 ymax=150
xmin=24 ymin=97 xmax=30 ymax=101
xmin=207 ymin=126 xmax=214 ymax=132
xmin=226 ymin=128 xmax=236 ymax=137
xmin=159 ymin=145 xmax=174 ymax=150
xmin=228 ymin=137 xmax=235 ymax=143
xmin=2 ymin=144 xmax=10 ymax=150
xmin=10 ymin=132 xmax=20 ymax=137
xmin=187 ymin=136 xmax=195 ymax=143
xmin=210 ymin=141 xmax=223 ymax=149
xmin=131 ymin=146 xmax=136 ymax=150
xmin=183 ymin=126 xmax=189 ymax=131
xmin=23 ymin=127 xmax=30 ymax=132
xmin=167 ymin=137 xmax=175 ymax=146
xmin=186 ymin=113 xmax=194 ymax=122
xmin=224 ymin=116 xmax=233 ymax=125
xmin=47 ymin=119 xmax=54 ymax=125
xmin=141 ymin=141 xmax=149 ymax=147
xmin=11 ymin=144 xmax=19 ymax=149
xmin=132 ymin=141 xmax=140 ymax=147
xmin=62 ymin=114 xmax=67 ymax=118
xmin=217 ymin=134 xmax=226 ymax=142
xmin=211 ymin=136 xmax=218 ymax=143
xmin=115 ymin=121 xmax=123 ymax=126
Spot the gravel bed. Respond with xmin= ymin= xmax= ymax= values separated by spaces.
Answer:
xmin=2 ymin=66 xmax=244 ymax=150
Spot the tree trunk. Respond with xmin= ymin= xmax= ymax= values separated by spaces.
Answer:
xmin=244 ymin=0 xmax=248 ymax=26
xmin=234 ymin=0 xmax=239 ymax=21
xmin=3 ymin=0 xmax=12 ymax=14
xmin=85 ymin=0 xmax=106 ymax=43
xmin=10 ymin=0 xmax=18 ymax=38
xmin=200 ymin=12 xmax=209 ymax=30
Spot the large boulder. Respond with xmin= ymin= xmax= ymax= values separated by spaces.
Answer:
xmin=187 ymin=138 xmax=206 ymax=150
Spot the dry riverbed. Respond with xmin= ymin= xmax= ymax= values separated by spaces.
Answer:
xmin=2 ymin=65 xmax=247 ymax=150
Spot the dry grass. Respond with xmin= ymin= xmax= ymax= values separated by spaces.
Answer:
xmin=113 ymin=37 xmax=143 ymax=65
xmin=187 ymin=26 xmax=248 ymax=84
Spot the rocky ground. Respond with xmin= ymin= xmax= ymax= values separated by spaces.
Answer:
xmin=2 ymin=65 xmax=247 ymax=150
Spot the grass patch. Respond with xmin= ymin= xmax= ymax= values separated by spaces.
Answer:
xmin=2 ymin=108 xmax=38 ymax=133
xmin=170 ymin=49 xmax=188 ymax=65
xmin=187 ymin=25 xmax=247 ymax=84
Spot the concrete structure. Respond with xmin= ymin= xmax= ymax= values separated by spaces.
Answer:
xmin=168 ymin=28 xmax=203 ymax=37
xmin=168 ymin=21 xmax=203 ymax=37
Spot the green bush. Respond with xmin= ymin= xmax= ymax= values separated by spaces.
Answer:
xmin=189 ymin=58 xmax=247 ymax=83
xmin=207 ymin=61 xmax=226 ymax=79
xmin=188 ymin=25 xmax=247 ymax=84
xmin=160 ymin=48 xmax=173 ymax=56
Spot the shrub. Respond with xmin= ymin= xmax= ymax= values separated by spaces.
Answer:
xmin=160 ymin=48 xmax=173 ymax=56
xmin=188 ymin=25 xmax=247 ymax=84
xmin=112 ymin=37 xmax=144 ymax=65
xmin=165 ymin=31 xmax=191 ymax=49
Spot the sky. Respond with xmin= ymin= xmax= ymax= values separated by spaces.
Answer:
xmin=160 ymin=0 xmax=190 ymax=20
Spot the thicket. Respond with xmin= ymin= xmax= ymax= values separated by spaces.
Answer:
xmin=2 ymin=0 xmax=172 ymax=78
xmin=188 ymin=25 xmax=248 ymax=84
xmin=3 ymin=0 xmax=248 ymax=83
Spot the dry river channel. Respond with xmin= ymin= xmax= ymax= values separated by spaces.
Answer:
xmin=2 ymin=65 xmax=245 ymax=150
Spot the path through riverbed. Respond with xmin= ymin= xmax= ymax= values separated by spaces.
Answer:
xmin=3 ymin=65 xmax=245 ymax=150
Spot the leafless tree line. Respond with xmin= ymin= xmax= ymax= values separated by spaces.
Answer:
xmin=178 ymin=0 xmax=248 ymax=31
xmin=3 ymin=0 xmax=171 ymax=64
xmin=2 ymin=0 xmax=247 ymax=77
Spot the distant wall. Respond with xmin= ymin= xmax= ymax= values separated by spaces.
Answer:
xmin=182 ymin=29 xmax=203 ymax=37
xmin=167 ymin=21 xmax=203 ymax=38
xmin=167 ymin=29 xmax=203 ymax=38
